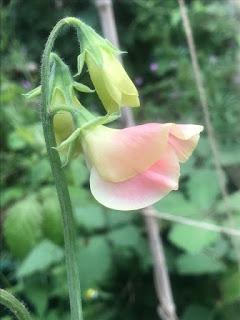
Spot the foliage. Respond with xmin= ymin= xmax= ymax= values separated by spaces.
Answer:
xmin=1 ymin=0 xmax=240 ymax=319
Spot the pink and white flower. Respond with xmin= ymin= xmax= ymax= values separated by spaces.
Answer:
xmin=81 ymin=123 xmax=203 ymax=210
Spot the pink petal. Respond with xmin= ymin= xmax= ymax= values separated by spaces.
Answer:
xmin=90 ymin=147 xmax=180 ymax=211
xmin=83 ymin=123 xmax=171 ymax=183
xmin=168 ymin=124 xmax=204 ymax=162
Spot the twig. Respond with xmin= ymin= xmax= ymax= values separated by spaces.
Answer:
xmin=177 ymin=0 xmax=240 ymax=269
xmin=140 ymin=207 xmax=240 ymax=238
xmin=95 ymin=1 xmax=178 ymax=319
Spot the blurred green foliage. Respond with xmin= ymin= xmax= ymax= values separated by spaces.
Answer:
xmin=1 ymin=0 xmax=240 ymax=319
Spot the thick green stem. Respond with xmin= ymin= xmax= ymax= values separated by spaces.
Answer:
xmin=40 ymin=18 xmax=83 ymax=320
xmin=0 ymin=289 xmax=32 ymax=320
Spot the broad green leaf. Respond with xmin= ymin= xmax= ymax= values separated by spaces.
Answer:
xmin=17 ymin=240 xmax=64 ymax=277
xmin=69 ymin=158 xmax=89 ymax=187
xmin=4 ymin=195 xmax=43 ymax=258
xmin=30 ymin=159 xmax=51 ymax=186
xmin=204 ymin=238 xmax=229 ymax=258
xmin=106 ymin=209 xmax=133 ymax=226
xmin=42 ymin=198 xmax=63 ymax=245
xmin=39 ymin=187 xmax=63 ymax=244
xmin=220 ymin=146 xmax=240 ymax=166
xmin=108 ymin=225 xmax=144 ymax=252
xmin=187 ymin=169 xmax=220 ymax=211
xmin=69 ymin=186 xmax=91 ymax=207
xmin=78 ymin=236 xmax=111 ymax=291
xmin=182 ymin=305 xmax=213 ymax=320
xmin=45 ymin=311 xmax=70 ymax=320
xmin=45 ymin=311 xmax=61 ymax=320
xmin=221 ymin=272 xmax=240 ymax=304
xmin=50 ymin=265 xmax=68 ymax=298
xmin=216 ymin=191 xmax=240 ymax=214
xmin=24 ymin=281 xmax=48 ymax=316
xmin=195 ymin=137 xmax=211 ymax=158
xmin=8 ymin=130 xmax=27 ymax=150
xmin=155 ymin=192 xmax=200 ymax=217
xmin=176 ymin=253 xmax=226 ymax=274
xmin=1 ymin=187 xmax=24 ymax=207
xmin=221 ymin=303 xmax=240 ymax=320
xmin=168 ymin=224 xmax=219 ymax=254
xmin=74 ymin=205 xmax=105 ymax=230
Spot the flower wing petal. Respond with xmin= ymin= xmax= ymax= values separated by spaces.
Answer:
xmin=90 ymin=147 xmax=180 ymax=210
xmin=169 ymin=124 xmax=204 ymax=162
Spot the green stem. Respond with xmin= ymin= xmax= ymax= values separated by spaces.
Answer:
xmin=41 ymin=18 xmax=84 ymax=320
xmin=0 ymin=289 xmax=32 ymax=320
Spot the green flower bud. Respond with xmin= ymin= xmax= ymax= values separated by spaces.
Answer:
xmin=26 ymin=53 xmax=95 ymax=160
xmin=77 ymin=22 xmax=140 ymax=113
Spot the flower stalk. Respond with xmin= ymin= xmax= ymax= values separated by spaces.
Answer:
xmin=0 ymin=289 xmax=32 ymax=320
xmin=40 ymin=18 xmax=84 ymax=320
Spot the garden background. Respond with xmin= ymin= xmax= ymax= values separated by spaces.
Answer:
xmin=1 ymin=0 xmax=240 ymax=319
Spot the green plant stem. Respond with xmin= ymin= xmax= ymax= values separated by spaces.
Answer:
xmin=0 ymin=289 xmax=32 ymax=320
xmin=41 ymin=18 xmax=83 ymax=320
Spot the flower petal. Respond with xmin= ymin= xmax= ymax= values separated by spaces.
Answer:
xmin=168 ymin=124 xmax=204 ymax=162
xmin=90 ymin=147 xmax=180 ymax=211
xmin=103 ymin=51 xmax=139 ymax=97
xmin=86 ymin=54 xmax=118 ymax=112
xmin=83 ymin=123 xmax=171 ymax=183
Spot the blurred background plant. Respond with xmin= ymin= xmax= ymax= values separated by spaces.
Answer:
xmin=0 ymin=0 xmax=240 ymax=319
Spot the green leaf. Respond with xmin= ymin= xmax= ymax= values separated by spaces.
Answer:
xmin=176 ymin=253 xmax=226 ymax=274
xmin=69 ymin=158 xmax=89 ymax=187
xmin=74 ymin=205 xmax=105 ymax=231
xmin=4 ymin=195 xmax=43 ymax=258
xmin=39 ymin=187 xmax=63 ymax=241
xmin=17 ymin=240 xmax=64 ymax=277
xmin=220 ymin=146 xmax=240 ymax=166
xmin=221 ymin=272 xmax=240 ymax=304
xmin=69 ymin=186 xmax=91 ymax=206
xmin=1 ymin=187 xmax=24 ymax=207
xmin=50 ymin=265 xmax=68 ymax=298
xmin=107 ymin=209 xmax=133 ymax=227
xmin=109 ymin=225 xmax=143 ymax=252
xmin=155 ymin=192 xmax=200 ymax=217
xmin=216 ymin=191 xmax=240 ymax=214
xmin=78 ymin=236 xmax=111 ymax=291
xmin=195 ymin=137 xmax=211 ymax=158
xmin=182 ymin=305 xmax=213 ymax=320
xmin=187 ymin=169 xmax=220 ymax=211
xmin=8 ymin=130 xmax=27 ymax=150
xmin=204 ymin=238 xmax=230 ymax=258
xmin=30 ymin=159 xmax=51 ymax=186
xmin=24 ymin=281 xmax=48 ymax=316
xmin=40 ymin=190 xmax=63 ymax=245
xmin=168 ymin=224 xmax=219 ymax=254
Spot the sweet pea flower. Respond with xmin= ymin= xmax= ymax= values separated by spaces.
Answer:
xmin=77 ymin=21 xmax=140 ymax=113
xmin=81 ymin=123 xmax=203 ymax=210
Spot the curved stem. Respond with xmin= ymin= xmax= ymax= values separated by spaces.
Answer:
xmin=41 ymin=18 xmax=83 ymax=320
xmin=0 ymin=289 xmax=32 ymax=320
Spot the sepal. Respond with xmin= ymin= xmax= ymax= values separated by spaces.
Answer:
xmin=73 ymin=82 xmax=94 ymax=93
xmin=23 ymin=85 xmax=41 ymax=99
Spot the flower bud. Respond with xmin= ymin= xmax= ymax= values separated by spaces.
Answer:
xmin=77 ymin=22 xmax=140 ymax=113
